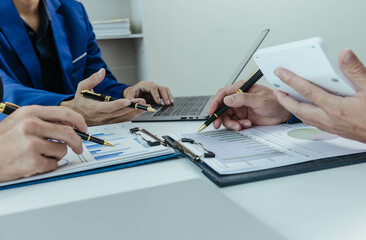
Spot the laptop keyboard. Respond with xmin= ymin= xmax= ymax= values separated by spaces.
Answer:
xmin=153 ymin=96 xmax=210 ymax=117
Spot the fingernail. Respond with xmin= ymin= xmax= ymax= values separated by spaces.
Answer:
xmin=170 ymin=98 xmax=174 ymax=103
xmin=232 ymin=125 xmax=240 ymax=131
xmin=98 ymin=69 xmax=104 ymax=78
xmin=225 ymin=96 xmax=234 ymax=105
xmin=274 ymin=69 xmax=282 ymax=79
xmin=167 ymin=100 xmax=170 ymax=105
xmin=343 ymin=50 xmax=355 ymax=65
xmin=243 ymin=121 xmax=251 ymax=128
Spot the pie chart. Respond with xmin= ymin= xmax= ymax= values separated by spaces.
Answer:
xmin=287 ymin=128 xmax=338 ymax=141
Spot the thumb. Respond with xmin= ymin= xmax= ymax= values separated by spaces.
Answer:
xmin=223 ymin=92 xmax=262 ymax=109
xmin=339 ymin=49 xmax=366 ymax=89
xmin=77 ymin=68 xmax=105 ymax=91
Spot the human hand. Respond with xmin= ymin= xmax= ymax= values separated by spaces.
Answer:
xmin=0 ymin=106 xmax=87 ymax=183
xmin=273 ymin=49 xmax=366 ymax=143
xmin=123 ymin=81 xmax=174 ymax=106
xmin=60 ymin=68 xmax=145 ymax=126
xmin=208 ymin=81 xmax=292 ymax=131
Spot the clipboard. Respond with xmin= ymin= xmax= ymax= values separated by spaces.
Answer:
xmin=163 ymin=124 xmax=366 ymax=187
xmin=0 ymin=124 xmax=181 ymax=191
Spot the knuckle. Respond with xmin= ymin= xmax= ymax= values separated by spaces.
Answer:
xmin=59 ymin=145 xmax=68 ymax=159
xmin=64 ymin=126 xmax=76 ymax=139
xmin=348 ymin=62 xmax=366 ymax=76
xmin=21 ymin=119 xmax=40 ymax=134
xmin=26 ymin=139 xmax=42 ymax=152
xmin=300 ymin=85 xmax=313 ymax=98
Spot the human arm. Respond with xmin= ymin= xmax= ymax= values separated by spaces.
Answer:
xmin=273 ymin=49 xmax=366 ymax=143
xmin=208 ymin=81 xmax=292 ymax=131
xmin=0 ymin=69 xmax=74 ymax=107
xmin=0 ymin=105 xmax=87 ymax=183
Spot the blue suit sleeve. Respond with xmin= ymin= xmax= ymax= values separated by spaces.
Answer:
xmin=81 ymin=5 xmax=130 ymax=99
xmin=287 ymin=115 xmax=301 ymax=124
xmin=0 ymin=69 xmax=73 ymax=106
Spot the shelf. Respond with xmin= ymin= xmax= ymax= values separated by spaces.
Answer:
xmin=96 ymin=33 xmax=143 ymax=40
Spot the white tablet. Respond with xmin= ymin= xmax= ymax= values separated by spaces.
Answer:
xmin=253 ymin=37 xmax=356 ymax=103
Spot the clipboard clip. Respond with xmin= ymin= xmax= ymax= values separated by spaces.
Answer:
xmin=162 ymin=136 xmax=215 ymax=162
xmin=180 ymin=138 xmax=215 ymax=158
xmin=130 ymin=127 xmax=166 ymax=147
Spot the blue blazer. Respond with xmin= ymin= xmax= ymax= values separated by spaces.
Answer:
xmin=0 ymin=0 xmax=129 ymax=107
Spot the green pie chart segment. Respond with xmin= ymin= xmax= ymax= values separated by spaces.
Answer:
xmin=287 ymin=128 xmax=338 ymax=141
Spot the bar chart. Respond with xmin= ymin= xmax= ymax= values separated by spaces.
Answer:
xmin=182 ymin=130 xmax=284 ymax=163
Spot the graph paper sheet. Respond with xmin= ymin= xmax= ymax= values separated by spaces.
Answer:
xmin=173 ymin=123 xmax=366 ymax=175
xmin=0 ymin=123 xmax=175 ymax=187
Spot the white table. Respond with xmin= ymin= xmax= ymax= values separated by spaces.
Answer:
xmin=1 ymin=121 xmax=366 ymax=240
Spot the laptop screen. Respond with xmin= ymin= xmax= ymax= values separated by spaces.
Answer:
xmin=225 ymin=29 xmax=270 ymax=86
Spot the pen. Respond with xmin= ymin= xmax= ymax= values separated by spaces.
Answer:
xmin=198 ymin=69 xmax=263 ymax=132
xmin=80 ymin=90 xmax=156 ymax=112
xmin=0 ymin=102 xmax=114 ymax=147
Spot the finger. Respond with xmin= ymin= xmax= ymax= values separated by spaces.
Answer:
xmin=338 ymin=49 xmax=366 ymax=89
xmin=221 ymin=113 xmax=242 ymax=131
xmin=274 ymin=68 xmax=339 ymax=112
xmin=19 ymin=106 xmax=87 ymax=132
xmin=39 ymin=141 xmax=68 ymax=160
xmin=108 ymin=107 xmax=140 ymax=119
xmin=31 ymin=155 xmax=59 ymax=176
xmin=20 ymin=152 xmax=59 ymax=178
xmin=213 ymin=118 xmax=222 ymax=129
xmin=273 ymin=89 xmax=328 ymax=125
xmin=26 ymin=121 xmax=83 ymax=155
xmin=104 ymin=110 xmax=144 ymax=124
xmin=149 ymin=86 xmax=161 ymax=104
xmin=92 ymin=99 xmax=131 ymax=114
xmin=77 ymin=68 xmax=105 ymax=92
xmin=132 ymin=98 xmax=147 ymax=105
xmin=166 ymin=88 xmax=174 ymax=104
xmin=223 ymin=92 xmax=263 ymax=109
xmin=158 ymin=87 xmax=171 ymax=105
xmin=208 ymin=81 xmax=244 ymax=115
xmin=237 ymin=119 xmax=252 ymax=129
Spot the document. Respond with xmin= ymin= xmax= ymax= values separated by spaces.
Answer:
xmin=0 ymin=123 xmax=175 ymax=187
xmin=172 ymin=123 xmax=366 ymax=175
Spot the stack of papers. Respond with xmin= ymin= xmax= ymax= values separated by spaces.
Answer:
xmin=91 ymin=18 xmax=131 ymax=38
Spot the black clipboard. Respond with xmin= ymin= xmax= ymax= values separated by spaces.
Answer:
xmin=163 ymin=135 xmax=366 ymax=187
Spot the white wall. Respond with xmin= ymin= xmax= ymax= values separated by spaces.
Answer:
xmin=144 ymin=0 xmax=366 ymax=96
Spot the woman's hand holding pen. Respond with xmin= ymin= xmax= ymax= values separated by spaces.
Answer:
xmin=0 ymin=106 xmax=87 ymax=183
xmin=60 ymin=68 xmax=145 ymax=126
xmin=208 ymin=81 xmax=292 ymax=131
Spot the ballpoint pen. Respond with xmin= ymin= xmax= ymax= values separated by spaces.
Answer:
xmin=80 ymin=90 xmax=156 ymax=112
xmin=0 ymin=102 xmax=114 ymax=147
xmin=198 ymin=69 xmax=263 ymax=132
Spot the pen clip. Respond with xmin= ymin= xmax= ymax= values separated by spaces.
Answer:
xmin=81 ymin=90 xmax=100 ymax=96
xmin=5 ymin=102 xmax=20 ymax=109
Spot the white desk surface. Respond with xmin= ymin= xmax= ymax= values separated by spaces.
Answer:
xmin=1 ymin=121 xmax=366 ymax=240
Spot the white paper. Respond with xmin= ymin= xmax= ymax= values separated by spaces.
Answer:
xmin=176 ymin=123 xmax=366 ymax=175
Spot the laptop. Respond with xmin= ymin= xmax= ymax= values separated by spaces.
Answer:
xmin=133 ymin=29 xmax=270 ymax=122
